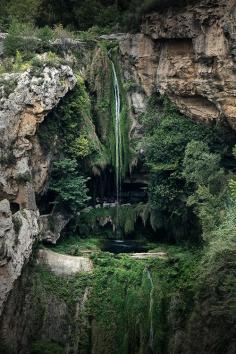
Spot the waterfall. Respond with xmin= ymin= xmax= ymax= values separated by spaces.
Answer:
xmin=111 ymin=61 xmax=122 ymax=232
xmin=146 ymin=269 xmax=154 ymax=353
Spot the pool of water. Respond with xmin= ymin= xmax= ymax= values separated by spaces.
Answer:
xmin=101 ymin=239 xmax=150 ymax=254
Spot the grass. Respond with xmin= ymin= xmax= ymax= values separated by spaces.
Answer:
xmin=48 ymin=236 xmax=101 ymax=256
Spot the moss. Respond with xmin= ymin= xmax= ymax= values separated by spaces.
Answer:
xmin=76 ymin=203 xmax=147 ymax=236
xmin=110 ymin=48 xmax=131 ymax=177
xmin=0 ymin=151 xmax=17 ymax=165
xmin=30 ymin=341 xmax=64 ymax=354
xmin=48 ymin=237 xmax=101 ymax=256
xmin=15 ymin=172 xmax=32 ymax=185
xmin=3 ymin=241 xmax=210 ymax=354
xmin=37 ymin=73 xmax=105 ymax=170
xmin=89 ymin=45 xmax=131 ymax=177
xmin=86 ymin=247 xmax=200 ymax=354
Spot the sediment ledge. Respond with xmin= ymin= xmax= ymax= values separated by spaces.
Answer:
xmin=37 ymin=249 xmax=93 ymax=276
xmin=130 ymin=252 xmax=168 ymax=260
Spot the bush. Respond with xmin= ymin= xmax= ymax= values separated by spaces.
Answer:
xmin=69 ymin=136 xmax=93 ymax=158
xmin=3 ymin=20 xmax=40 ymax=58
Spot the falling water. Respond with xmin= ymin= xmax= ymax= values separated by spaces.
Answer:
xmin=111 ymin=62 xmax=122 ymax=232
xmin=146 ymin=269 xmax=154 ymax=353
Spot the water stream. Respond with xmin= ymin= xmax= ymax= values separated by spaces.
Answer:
xmin=146 ymin=268 xmax=154 ymax=353
xmin=111 ymin=61 xmax=122 ymax=233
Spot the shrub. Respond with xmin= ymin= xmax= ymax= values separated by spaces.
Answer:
xmin=15 ymin=172 xmax=32 ymax=184
xmin=69 ymin=136 xmax=93 ymax=158
xmin=3 ymin=20 xmax=39 ymax=58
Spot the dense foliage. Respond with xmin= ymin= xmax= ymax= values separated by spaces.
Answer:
xmin=50 ymin=159 xmax=89 ymax=213
xmin=0 ymin=0 xmax=197 ymax=32
xmin=141 ymin=96 xmax=234 ymax=243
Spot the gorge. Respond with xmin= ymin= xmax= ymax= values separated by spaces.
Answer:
xmin=0 ymin=0 xmax=236 ymax=353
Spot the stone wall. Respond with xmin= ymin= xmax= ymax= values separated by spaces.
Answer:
xmin=116 ymin=0 xmax=236 ymax=129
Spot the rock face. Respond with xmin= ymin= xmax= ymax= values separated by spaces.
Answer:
xmin=0 ymin=264 xmax=90 ymax=354
xmin=0 ymin=65 xmax=76 ymax=202
xmin=118 ymin=0 xmax=236 ymax=129
xmin=0 ymin=65 xmax=76 ymax=315
xmin=0 ymin=199 xmax=39 ymax=314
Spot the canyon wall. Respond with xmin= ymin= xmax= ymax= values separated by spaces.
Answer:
xmin=119 ymin=0 xmax=236 ymax=129
xmin=0 ymin=65 xmax=76 ymax=313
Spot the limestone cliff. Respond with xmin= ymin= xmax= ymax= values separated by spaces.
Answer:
xmin=0 ymin=65 xmax=76 ymax=314
xmin=118 ymin=0 xmax=236 ymax=129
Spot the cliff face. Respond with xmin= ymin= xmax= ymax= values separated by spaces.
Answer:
xmin=119 ymin=0 xmax=236 ymax=129
xmin=0 ymin=65 xmax=75 ymax=202
xmin=0 ymin=65 xmax=76 ymax=314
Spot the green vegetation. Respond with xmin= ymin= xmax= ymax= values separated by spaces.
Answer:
xmin=49 ymin=159 xmax=89 ymax=214
xmin=30 ymin=341 xmax=64 ymax=354
xmin=89 ymin=46 xmax=130 ymax=176
xmin=229 ymin=145 xmax=236 ymax=197
xmin=141 ymin=96 xmax=233 ymax=242
xmin=77 ymin=203 xmax=148 ymax=236
xmin=0 ymin=2 xmax=235 ymax=353
xmin=0 ymin=342 xmax=15 ymax=354
xmin=38 ymin=74 xmax=104 ymax=166
xmin=0 ymin=0 xmax=195 ymax=33
xmin=49 ymin=236 xmax=101 ymax=256
xmin=4 ymin=244 xmax=201 ymax=354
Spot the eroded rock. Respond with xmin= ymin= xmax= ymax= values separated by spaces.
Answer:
xmin=140 ymin=0 xmax=236 ymax=127
xmin=0 ymin=65 xmax=76 ymax=203
xmin=0 ymin=64 xmax=76 ymax=315
xmin=37 ymin=249 xmax=93 ymax=276
xmin=0 ymin=199 xmax=39 ymax=314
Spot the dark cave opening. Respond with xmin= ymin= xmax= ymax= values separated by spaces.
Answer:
xmin=10 ymin=202 xmax=20 ymax=214
xmin=36 ymin=191 xmax=57 ymax=215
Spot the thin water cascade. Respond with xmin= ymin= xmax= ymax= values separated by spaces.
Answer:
xmin=146 ymin=268 xmax=154 ymax=353
xmin=111 ymin=61 xmax=122 ymax=233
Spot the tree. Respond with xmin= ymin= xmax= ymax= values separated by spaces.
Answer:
xmin=6 ymin=0 xmax=42 ymax=24
xmin=50 ymin=159 xmax=89 ymax=213
xmin=183 ymin=140 xmax=224 ymax=193
xmin=183 ymin=141 xmax=226 ymax=239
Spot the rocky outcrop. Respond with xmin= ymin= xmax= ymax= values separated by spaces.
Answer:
xmin=143 ymin=0 xmax=236 ymax=128
xmin=40 ymin=206 xmax=72 ymax=244
xmin=0 ymin=65 xmax=76 ymax=315
xmin=0 ymin=264 xmax=90 ymax=354
xmin=117 ymin=0 xmax=236 ymax=129
xmin=37 ymin=249 xmax=93 ymax=275
xmin=0 ymin=65 xmax=76 ymax=203
xmin=0 ymin=199 xmax=39 ymax=314
xmin=117 ymin=33 xmax=159 ymax=144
